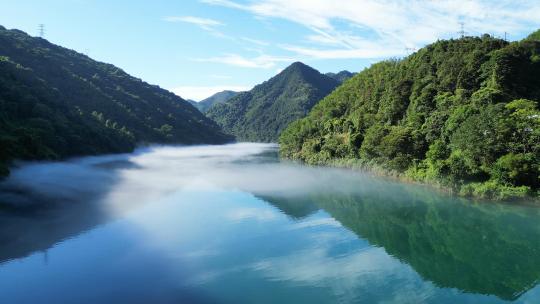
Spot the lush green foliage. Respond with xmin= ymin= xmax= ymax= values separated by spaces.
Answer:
xmin=191 ymin=90 xmax=239 ymax=113
xmin=280 ymin=34 xmax=540 ymax=199
xmin=525 ymin=29 xmax=540 ymax=42
xmin=207 ymin=62 xmax=340 ymax=142
xmin=0 ymin=26 xmax=232 ymax=176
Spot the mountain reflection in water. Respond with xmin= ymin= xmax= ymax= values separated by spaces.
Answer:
xmin=0 ymin=143 xmax=538 ymax=304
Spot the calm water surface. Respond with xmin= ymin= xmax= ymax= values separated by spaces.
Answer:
xmin=0 ymin=143 xmax=539 ymax=304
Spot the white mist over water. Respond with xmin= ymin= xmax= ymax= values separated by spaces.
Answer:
xmin=1 ymin=143 xmax=540 ymax=304
xmin=0 ymin=142 xmax=395 ymax=270
xmin=0 ymin=143 xmax=389 ymax=213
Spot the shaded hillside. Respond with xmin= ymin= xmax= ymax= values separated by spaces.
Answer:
xmin=193 ymin=90 xmax=239 ymax=113
xmin=281 ymin=34 xmax=540 ymax=199
xmin=0 ymin=26 xmax=232 ymax=175
xmin=207 ymin=62 xmax=340 ymax=142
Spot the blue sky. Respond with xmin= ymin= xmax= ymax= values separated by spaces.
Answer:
xmin=1 ymin=0 xmax=540 ymax=100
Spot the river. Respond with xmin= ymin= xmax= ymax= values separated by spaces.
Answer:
xmin=0 ymin=143 xmax=538 ymax=304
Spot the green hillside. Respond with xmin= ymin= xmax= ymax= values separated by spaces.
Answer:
xmin=0 ymin=26 xmax=232 ymax=176
xmin=280 ymin=34 xmax=540 ymax=200
xmin=206 ymin=62 xmax=340 ymax=142
xmin=525 ymin=29 xmax=540 ymax=41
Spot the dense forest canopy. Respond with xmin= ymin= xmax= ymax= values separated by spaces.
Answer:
xmin=0 ymin=26 xmax=232 ymax=176
xmin=280 ymin=33 xmax=540 ymax=200
xmin=206 ymin=62 xmax=340 ymax=142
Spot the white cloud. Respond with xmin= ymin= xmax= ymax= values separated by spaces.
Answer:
xmin=225 ymin=207 xmax=278 ymax=222
xmin=170 ymin=85 xmax=251 ymax=101
xmin=240 ymin=37 xmax=270 ymax=46
xmin=249 ymin=246 xmax=438 ymax=302
xmin=194 ymin=53 xmax=294 ymax=69
xmin=163 ymin=15 xmax=233 ymax=39
xmin=163 ymin=16 xmax=223 ymax=28
xmin=200 ymin=0 xmax=245 ymax=10
xmin=288 ymin=217 xmax=342 ymax=230
xmin=281 ymin=45 xmax=402 ymax=59
xmin=202 ymin=0 xmax=540 ymax=60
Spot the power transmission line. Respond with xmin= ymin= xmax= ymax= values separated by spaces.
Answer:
xmin=405 ymin=47 xmax=416 ymax=55
xmin=38 ymin=24 xmax=45 ymax=38
xmin=458 ymin=22 xmax=467 ymax=38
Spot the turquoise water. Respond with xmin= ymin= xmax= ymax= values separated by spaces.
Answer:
xmin=0 ymin=143 xmax=539 ymax=304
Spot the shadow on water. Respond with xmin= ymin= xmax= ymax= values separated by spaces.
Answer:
xmin=257 ymin=179 xmax=540 ymax=301
xmin=0 ymin=156 xmax=137 ymax=264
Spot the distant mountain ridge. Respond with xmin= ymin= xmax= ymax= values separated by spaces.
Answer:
xmin=191 ymin=90 xmax=239 ymax=113
xmin=0 ymin=25 xmax=232 ymax=176
xmin=206 ymin=62 xmax=340 ymax=142
xmin=187 ymin=99 xmax=198 ymax=107
xmin=325 ymin=70 xmax=356 ymax=83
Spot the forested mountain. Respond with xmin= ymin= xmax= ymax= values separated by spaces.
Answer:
xmin=191 ymin=90 xmax=239 ymax=113
xmin=325 ymin=70 xmax=355 ymax=83
xmin=0 ymin=26 xmax=232 ymax=176
xmin=207 ymin=62 xmax=340 ymax=142
xmin=280 ymin=33 xmax=540 ymax=199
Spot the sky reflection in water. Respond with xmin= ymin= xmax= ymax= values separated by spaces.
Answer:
xmin=0 ymin=143 xmax=539 ymax=304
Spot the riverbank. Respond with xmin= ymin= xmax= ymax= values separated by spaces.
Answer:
xmin=281 ymin=156 xmax=540 ymax=204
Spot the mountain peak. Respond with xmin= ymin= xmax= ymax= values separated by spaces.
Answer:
xmin=289 ymin=61 xmax=309 ymax=68
xmin=207 ymin=62 xmax=340 ymax=142
xmin=270 ymin=62 xmax=338 ymax=90
xmin=283 ymin=61 xmax=317 ymax=74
